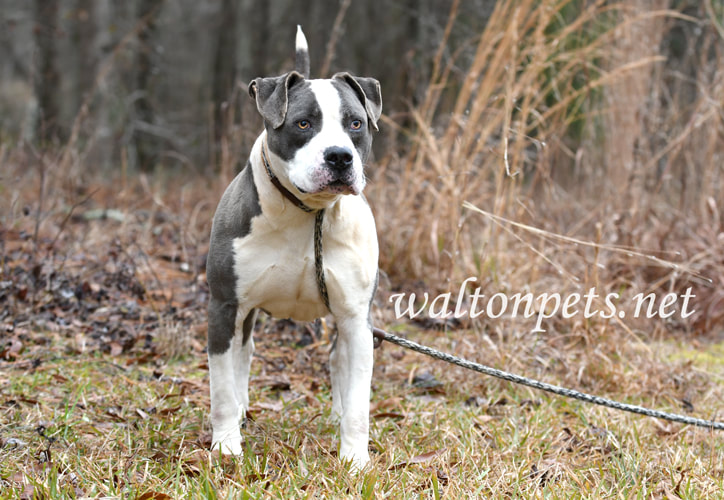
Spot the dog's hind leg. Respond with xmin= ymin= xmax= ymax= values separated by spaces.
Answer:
xmin=232 ymin=309 xmax=257 ymax=417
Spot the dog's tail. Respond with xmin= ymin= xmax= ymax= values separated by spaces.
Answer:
xmin=295 ymin=25 xmax=310 ymax=79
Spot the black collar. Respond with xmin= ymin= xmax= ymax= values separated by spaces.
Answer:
xmin=261 ymin=140 xmax=316 ymax=213
xmin=261 ymin=139 xmax=330 ymax=312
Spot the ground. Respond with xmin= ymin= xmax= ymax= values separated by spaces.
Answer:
xmin=1 ymin=194 xmax=723 ymax=499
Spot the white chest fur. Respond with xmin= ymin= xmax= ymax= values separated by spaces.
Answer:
xmin=231 ymin=155 xmax=378 ymax=322
xmin=232 ymin=211 xmax=325 ymax=320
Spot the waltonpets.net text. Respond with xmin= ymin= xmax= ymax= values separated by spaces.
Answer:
xmin=389 ymin=278 xmax=695 ymax=333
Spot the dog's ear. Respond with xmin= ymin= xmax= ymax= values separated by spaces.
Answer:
xmin=249 ymin=71 xmax=305 ymax=129
xmin=333 ymin=73 xmax=382 ymax=131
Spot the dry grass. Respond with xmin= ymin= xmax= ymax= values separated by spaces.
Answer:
xmin=1 ymin=0 xmax=724 ymax=497
xmin=368 ymin=0 xmax=723 ymax=339
xmin=1 ymin=321 xmax=723 ymax=497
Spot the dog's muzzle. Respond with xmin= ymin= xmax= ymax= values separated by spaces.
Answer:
xmin=323 ymin=146 xmax=358 ymax=195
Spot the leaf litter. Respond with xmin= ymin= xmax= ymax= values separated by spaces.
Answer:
xmin=1 ymin=173 xmax=723 ymax=496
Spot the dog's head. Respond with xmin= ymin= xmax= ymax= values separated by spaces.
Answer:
xmin=249 ymin=72 xmax=382 ymax=197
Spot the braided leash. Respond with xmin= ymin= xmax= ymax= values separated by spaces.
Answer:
xmin=314 ymin=210 xmax=331 ymax=312
xmin=260 ymin=141 xmax=722 ymax=431
xmin=372 ymin=327 xmax=724 ymax=430
xmin=262 ymin=139 xmax=331 ymax=313
xmin=311 ymin=202 xmax=721 ymax=431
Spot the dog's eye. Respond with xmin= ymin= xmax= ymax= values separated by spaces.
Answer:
xmin=350 ymin=120 xmax=363 ymax=130
xmin=296 ymin=120 xmax=311 ymax=130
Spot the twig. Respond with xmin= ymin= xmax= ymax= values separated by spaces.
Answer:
xmin=46 ymin=187 xmax=101 ymax=256
xmin=319 ymin=0 xmax=352 ymax=77
xmin=127 ymin=242 xmax=170 ymax=308
xmin=462 ymin=201 xmax=709 ymax=281
xmin=27 ymin=144 xmax=49 ymax=253
xmin=705 ymin=0 xmax=724 ymax=40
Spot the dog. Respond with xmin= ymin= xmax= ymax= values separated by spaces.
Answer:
xmin=206 ymin=26 xmax=381 ymax=468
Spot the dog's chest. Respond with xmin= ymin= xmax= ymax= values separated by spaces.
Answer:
xmin=230 ymin=194 xmax=378 ymax=322
xmin=232 ymin=215 xmax=325 ymax=320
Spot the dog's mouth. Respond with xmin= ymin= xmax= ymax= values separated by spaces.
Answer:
xmin=324 ymin=179 xmax=359 ymax=195
xmin=295 ymin=180 xmax=360 ymax=197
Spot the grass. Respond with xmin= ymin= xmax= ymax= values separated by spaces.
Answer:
xmin=2 ymin=0 xmax=724 ymax=497
xmin=1 ymin=324 xmax=723 ymax=498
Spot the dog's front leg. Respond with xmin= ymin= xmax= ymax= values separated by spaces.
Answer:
xmin=330 ymin=315 xmax=373 ymax=468
xmin=232 ymin=309 xmax=257 ymax=413
xmin=208 ymin=298 xmax=246 ymax=455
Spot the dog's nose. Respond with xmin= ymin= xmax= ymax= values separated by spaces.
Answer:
xmin=324 ymin=147 xmax=354 ymax=171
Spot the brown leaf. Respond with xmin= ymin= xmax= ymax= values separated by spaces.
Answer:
xmin=158 ymin=406 xmax=181 ymax=416
xmin=197 ymin=432 xmax=213 ymax=448
xmin=370 ymin=396 xmax=401 ymax=412
xmin=252 ymin=375 xmax=291 ymax=391
xmin=105 ymin=406 xmax=126 ymax=422
xmin=137 ymin=492 xmax=172 ymax=500
xmin=126 ymin=352 xmax=159 ymax=365
xmin=249 ymin=401 xmax=284 ymax=412
xmin=0 ymin=337 xmax=23 ymax=360
xmin=177 ymin=379 xmax=205 ymax=393
xmin=109 ymin=341 xmax=123 ymax=356
xmin=372 ymin=412 xmax=405 ymax=420
xmin=19 ymin=483 xmax=35 ymax=500
xmin=390 ymin=448 xmax=447 ymax=470
xmin=407 ymin=448 xmax=447 ymax=465
xmin=437 ymin=468 xmax=450 ymax=486
xmin=244 ymin=472 xmax=271 ymax=484
xmin=8 ymin=396 xmax=40 ymax=405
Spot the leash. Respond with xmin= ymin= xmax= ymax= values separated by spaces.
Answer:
xmin=371 ymin=327 xmax=724 ymax=431
xmin=261 ymin=140 xmax=317 ymax=214
xmin=261 ymin=139 xmax=331 ymax=313
xmin=261 ymin=141 xmax=723 ymax=431
xmin=313 ymin=210 xmax=331 ymax=311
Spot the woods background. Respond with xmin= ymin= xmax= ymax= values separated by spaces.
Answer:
xmin=1 ymin=0 xmax=723 ymax=333
xmin=1 ymin=0 xmax=498 ymax=169
xmin=2 ymin=0 xmax=724 ymax=496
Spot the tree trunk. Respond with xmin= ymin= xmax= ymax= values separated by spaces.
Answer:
xmin=134 ymin=0 xmax=164 ymax=171
xmin=71 ymin=0 xmax=97 ymax=117
xmin=243 ymin=0 xmax=270 ymax=78
xmin=211 ymin=0 xmax=238 ymax=161
xmin=33 ymin=0 xmax=62 ymax=144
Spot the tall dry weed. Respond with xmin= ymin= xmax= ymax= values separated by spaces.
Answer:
xmin=369 ymin=0 xmax=724 ymax=335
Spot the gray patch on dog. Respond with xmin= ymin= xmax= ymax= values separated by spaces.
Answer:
xmin=207 ymin=162 xmax=262 ymax=355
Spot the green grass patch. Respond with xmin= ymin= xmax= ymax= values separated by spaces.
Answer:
xmin=2 ymin=327 xmax=723 ymax=498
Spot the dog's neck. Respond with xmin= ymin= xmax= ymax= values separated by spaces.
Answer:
xmin=261 ymin=138 xmax=317 ymax=213
xmin=259 ymin=135 xmax=343 ymax=212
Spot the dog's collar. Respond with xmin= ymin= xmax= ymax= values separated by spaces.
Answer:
xmin=260 ymin=138 xmax=330 ymax=312
xmin=261 ymin=139 xmax=316 ymax=213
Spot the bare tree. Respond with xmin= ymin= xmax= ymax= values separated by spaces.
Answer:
xmin=33 ymin=0 xmax=62 ymax=143
xmin=133 ymin=0 xmax=164 ymax=171
xmin=211 ymin=0 xmax=238 ymax=151
xmin=70 ymin=0 xmax=97 ymax=117
xmin=242 ymin=0 xmax=270 ymax=78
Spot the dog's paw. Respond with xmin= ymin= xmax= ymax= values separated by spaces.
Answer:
xmin=340 ymin=447 xmax=370 ymax=472
xmin=211 ymin=432 xmax=243 ymax=456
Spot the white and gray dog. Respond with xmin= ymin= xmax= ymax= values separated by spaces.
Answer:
xmin=206 ymin=26 xmax=381 ymax=468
